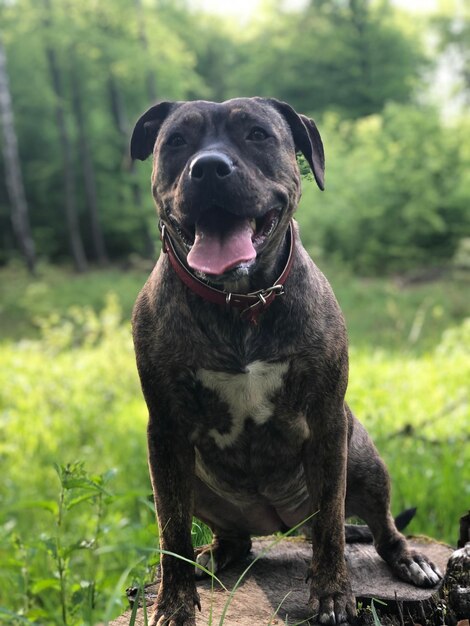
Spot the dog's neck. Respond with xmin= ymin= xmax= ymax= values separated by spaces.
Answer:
xmin=159 ymin=221 xmax=295 ymax=325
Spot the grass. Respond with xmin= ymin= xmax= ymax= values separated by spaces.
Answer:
xmin=0 ymin=261 xmax=468 ymax=625
xmin=0 ymin=261 xmax=150 ymax=342
xmin=0 ymin=256 xmax=467 ymax=353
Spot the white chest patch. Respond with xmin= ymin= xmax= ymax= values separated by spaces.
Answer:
xmin=196 ymin=360 xmax=289 ymax=449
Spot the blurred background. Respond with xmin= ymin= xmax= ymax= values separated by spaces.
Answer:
xmin=1 ymin=0 xmax=469 ymax=274
xmin=0 ymin=1 xmax=469 ymax=624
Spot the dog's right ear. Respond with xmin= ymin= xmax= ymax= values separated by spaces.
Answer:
xmin=265 ymin=98 xmax=325 ymax=191
xmin=130 ymin=101 xmax=177 ymax=161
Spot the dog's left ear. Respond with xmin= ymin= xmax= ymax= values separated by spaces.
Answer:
xmin=130 ymin=101 xmax=178 ymax=161
xmin=266 ymin=99 xmax=325 ymax=191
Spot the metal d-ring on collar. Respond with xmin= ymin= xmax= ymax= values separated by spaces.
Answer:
xmin=159 ymin=219 xmax=295 ymax=324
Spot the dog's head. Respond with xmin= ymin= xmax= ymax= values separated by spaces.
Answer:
xmin=131 ymin=98 xmax=324 ymax=286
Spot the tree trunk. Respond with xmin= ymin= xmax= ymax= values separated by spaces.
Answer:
xmin=135 ymin=0 xmax=157 ymax=102
xmin=0 ymin=35 xmax=36 ymax=274
xmin=107 ymin=74 xmax=128 ymax=137
xmin=70 ymin=50 xmax=108 ymax=265
xmin=349 ymin=0 xmax=374 ymax=116
xmin=43 ymin=0 xmax=88 ymax=272
xmin=133 ymin=0 xmax=158 ymax=258
xmin=109 ymin=537 xmax=454 ymax=626
xmin=107 ymin=73 xmax=155 ymax=259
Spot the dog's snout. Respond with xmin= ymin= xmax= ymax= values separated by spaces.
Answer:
xmin=189 ymin=151 xmax=234 ymax=181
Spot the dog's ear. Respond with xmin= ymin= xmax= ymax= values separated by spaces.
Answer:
xmin=130 ymin=101 xmax=177 ymax=161
xmin=266 ymin=99 xmax=325 ymax=191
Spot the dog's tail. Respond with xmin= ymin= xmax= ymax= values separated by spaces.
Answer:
xmin=345 ymin=507 xmax=417 ymax=543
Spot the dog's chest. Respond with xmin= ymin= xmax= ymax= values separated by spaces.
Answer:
xmin=194 ymin=360 xmax=289 ymax=449
xmin=188 ymin=358 xmax=311 ymax=509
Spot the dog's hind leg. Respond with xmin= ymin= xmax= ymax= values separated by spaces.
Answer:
xmin=193 ymin=476 xmax=284 ymax=578
xmin=345 ymin=410 xmax=442 ymax=588
xmin=345 ymin=507 xmax=417 ymax=543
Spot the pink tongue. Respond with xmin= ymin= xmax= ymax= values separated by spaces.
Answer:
xmin=187 ymin=210 xmax=256 ymax=275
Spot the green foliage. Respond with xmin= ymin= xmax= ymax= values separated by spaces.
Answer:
xmin=0 ymin=294 xmax=209 ymax=624
xmin=298 ymin=104 xmax=470 ymax=273
xmin=223 ymin=0 xmax=428 ymax=118
xmin=0 ymin=263 xmax=149 ymax=340
xmin=0 ymin=0 xmax=200 ymax=264
xmin=0 ymin=297 xmax=148 ymax=623
xmin=347 ymin=339 xmax=469 ymax=542
xmin=0 ymin=268 xmax=468 ymax=623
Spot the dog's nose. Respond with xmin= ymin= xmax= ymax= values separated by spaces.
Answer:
xmin=189 ymin=151 xmax=234 ymax=180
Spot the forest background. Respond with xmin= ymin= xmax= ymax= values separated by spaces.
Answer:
xmin=0 ymin=1 xmax=469 ymax=625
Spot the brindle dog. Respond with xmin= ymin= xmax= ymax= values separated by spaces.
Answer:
xmin=130 ymin=98 xmax=441 ymax=626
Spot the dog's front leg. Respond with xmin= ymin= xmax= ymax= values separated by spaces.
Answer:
xmin=303 ymin=401 xmax=355 ymax=625
xmin=147 ymin=407 xmax=200 ymax=626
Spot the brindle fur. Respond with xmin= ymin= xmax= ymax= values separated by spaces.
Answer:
xmin=130 ymin=98 xmax=441 ymax=626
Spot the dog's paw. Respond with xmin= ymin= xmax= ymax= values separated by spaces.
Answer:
xmin=309 ymin=591 xmax=356 ymax=625
xmin=150 ymin=606 xmax=197 ymax=626
xmin=390 ymin=550 xmax=442 ymax=588
xmin=149 ymin=589 xmax=200 ymax=626
xmin=194 ymin=536 xmax=251 ymax=579
xmin=195 ymin=548 xmax=218 ymax=578
xmin=308 ymin=574 xmax=356 ymax=625
xmin=150 ymin=615 xmax=195 ymax=626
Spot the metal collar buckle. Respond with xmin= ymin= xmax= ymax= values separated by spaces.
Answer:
xmin=252 ymin=284 xmax=285 ymax=305
xmin=240 ymin=284 xmax=285 ymax=318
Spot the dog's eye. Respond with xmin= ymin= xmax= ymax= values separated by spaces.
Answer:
xmin=247 ymin=127 xmax=269 ymax=142
xmin=167 ymin=133 xmax=186 ymax=147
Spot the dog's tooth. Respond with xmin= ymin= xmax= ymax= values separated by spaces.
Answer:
xmin=250 ymin=219 xmax=256 ymax=231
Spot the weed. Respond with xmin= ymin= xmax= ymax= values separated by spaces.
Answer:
xmin=371 ymin=598 xmax=388 ymax=626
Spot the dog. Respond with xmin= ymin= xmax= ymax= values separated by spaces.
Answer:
xmin=130 ymin=97 xmax=441 ymax=626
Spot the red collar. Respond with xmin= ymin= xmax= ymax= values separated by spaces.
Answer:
xmin=160 ymin=220 xmax=295 ymax=325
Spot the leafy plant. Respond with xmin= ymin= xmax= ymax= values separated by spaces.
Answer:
xmin=298 ymin=105 xmax=470 ymax=274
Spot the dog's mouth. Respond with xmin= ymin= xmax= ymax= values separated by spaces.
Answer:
xmin=170 ymin=207 xmax=281 ymax=277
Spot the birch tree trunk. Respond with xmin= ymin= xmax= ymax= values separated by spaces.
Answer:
xmin=0 ymin=35 xmax=36 ymax=273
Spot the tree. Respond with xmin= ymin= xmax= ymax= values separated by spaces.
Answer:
xmin=42 ymin=0 xmax=88 ymax=271
xmin=135 ymin=0 xmax=157 ymax=102
xmin=224 ymin=0 xmax=428 ymax=118
xmin=69 ymin=46 xmax=109 ymax=265
xmin=0 ymin=34 xmax=36 ymax=273
xmin=298 ymin=104 xmax=470 ymax=273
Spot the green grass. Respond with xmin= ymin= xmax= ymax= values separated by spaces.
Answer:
xmin=327 ymin=265 xmax=468 ymax=353
xmin=0 ymin=262 xmax=150 ymax=342
xmin=0 ymin=263 xmax=468 ymax=625
xmin=0 ymin=258 xmax=468 ymax=353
